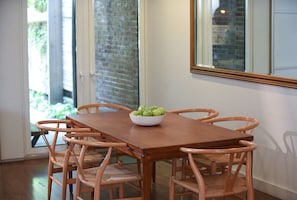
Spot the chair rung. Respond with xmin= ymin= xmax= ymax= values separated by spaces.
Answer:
xmin=51 ymin=176 xmax=63 ymax=187
xmin=52 ymin=168 xmax=63 ymax=173
xmin=68 ymin=178 xmax=76 ymax=184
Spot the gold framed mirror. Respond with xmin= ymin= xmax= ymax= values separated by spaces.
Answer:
xmin=190 ymin=0 xmax=297 ymax=89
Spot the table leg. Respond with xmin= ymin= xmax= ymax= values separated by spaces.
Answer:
xmin=142 ymin=157 xmax=152 ymax=200
xmin=152 ymin=161 xmax=156 ymax=182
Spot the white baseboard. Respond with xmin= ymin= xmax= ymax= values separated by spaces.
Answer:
xmin=254 ymin=177 xmax=297 ymax=200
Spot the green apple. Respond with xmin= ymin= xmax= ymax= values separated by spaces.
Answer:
xmin=152 ymin=109 xmax=162 ymax=116
xmin=143 ymin=109 xmax=153 ymax=116
xmin=138 ymin=105 xmax=146 ymax=115
xmin=150 ymin=105 xmax=158 ymax=110
xmin=134 ymin=105 xmax=166 ymax=116
xmin=157 ymin=107 xmax=166 ymax=115
xmin=131 ymin=110 xmax=139 ymax=116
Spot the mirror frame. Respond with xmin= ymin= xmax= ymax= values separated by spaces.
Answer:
xmin=190 ymin=0 xmax=297 ymax=89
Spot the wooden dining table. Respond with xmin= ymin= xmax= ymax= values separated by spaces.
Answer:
xmin=66 ymin=110 xmax=253 ymax=200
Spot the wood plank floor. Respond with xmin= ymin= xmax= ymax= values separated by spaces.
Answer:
xmin=0 ymin=158 xmax=282 ymax=200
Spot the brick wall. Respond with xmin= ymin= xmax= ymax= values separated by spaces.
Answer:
xmin=94 ymin=0 xmax=139 ymax=109
xmin=212 ymin=0 xmax=245 ymax=71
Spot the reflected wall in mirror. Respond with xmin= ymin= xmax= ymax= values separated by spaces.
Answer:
xmin=190 ymin=0 xmax=297 ymax=89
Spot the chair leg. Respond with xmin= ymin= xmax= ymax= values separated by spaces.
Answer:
xmin=247 ymin=187 xmax=254 ymax=200
xmin=48 ymin=162 xmax=53 ymax=200
xmin=62 ymin=167 xmax=68 ymax=200
xmin=181 ymin=158 xmax=187 ymax=179
xmin=68 ymin=171 xmax=73 ymax=200
xmin=119 ymin=184 xmax=124 ymax=198
xmin=93 ymin=185 xmax=100 ymax=200
xmin=210 ymin=162 xmax=217 ymax=175
xmin=169 ymin=177 xmax=175 ymax=200
xmin=109 ymin=188 xmax=113 ymax=199
xmin=75 ymin=176 xmax=81 ymax=200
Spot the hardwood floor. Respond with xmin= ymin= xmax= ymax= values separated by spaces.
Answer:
xmin=0 ymin=158 xmax=281 ymax=200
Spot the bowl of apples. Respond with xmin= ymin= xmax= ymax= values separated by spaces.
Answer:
xmin=129 ymin=105 xmax=166 ymax=126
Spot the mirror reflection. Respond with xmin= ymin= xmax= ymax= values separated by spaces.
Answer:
xmin=211 ymin=0 xmax=245 ymax=72
xmin=193 ymin=0 xmax=250 ymax=72
xmin=191 ymin=0 xmax=297 ymax=88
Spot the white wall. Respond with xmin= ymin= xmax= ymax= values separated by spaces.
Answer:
xmin=144 ymin=0 xmax=297 ymax=199
xmin=0 ymin=0 xmax=27 ymax=160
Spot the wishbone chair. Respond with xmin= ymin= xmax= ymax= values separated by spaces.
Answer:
xmin=63 ymin=132 xmax=143 ymax=200
xmin=170 ymin=140 xmax=257 ymax=200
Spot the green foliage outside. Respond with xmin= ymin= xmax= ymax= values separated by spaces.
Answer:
xmin=30 ymin=90 xmax=77 ymax=120
xmin=28 ymin=0 xmax=76 ymax=120
xmin=28 ymin=0 xmax=47 ymax=55
xmin=28 ymin=0 xmax=47 ymax=12
xmin=28 ymin=23 xmax=47 ymax=55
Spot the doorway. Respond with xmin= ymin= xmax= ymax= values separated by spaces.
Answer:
xmin=27 ymin=0 xmax=140 ymax=148
xmin=27 ymin=0 xmax=76 ymax=147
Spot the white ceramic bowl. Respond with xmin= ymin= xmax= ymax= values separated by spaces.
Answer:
xmin=129 ymin=113 xmax=165 ymax=126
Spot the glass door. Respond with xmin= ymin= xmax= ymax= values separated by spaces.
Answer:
xmin=27 ymin=0 xmax=76 ymax=148
xmin=26 ymin=0 xmax=140 ymax=151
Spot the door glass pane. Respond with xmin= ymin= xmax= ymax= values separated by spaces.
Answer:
xmin=93 ymin=0 xmax=139 ymax=109
xmin=27 ymin=0 xmax=76 ymax=147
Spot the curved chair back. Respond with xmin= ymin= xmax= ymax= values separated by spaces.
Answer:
xmin=63 ymin=132 xmax=143 ymax=200
xmin=77 ymin=103 xmax=141 ymax=173
xmin=170 ymin=140 xmax=257 ymax=200
xmin=35 ymin=119 xmax=94 ymax=200
xmin=204 ymin=116 xmax=259 ymax=134
xmin=169 ymin=108 xmax=219 ymax=122
xmin=77 ymin=103 xmax=131 ymax=114
xmin=35 ymin=119 xmax=91 ymax=161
